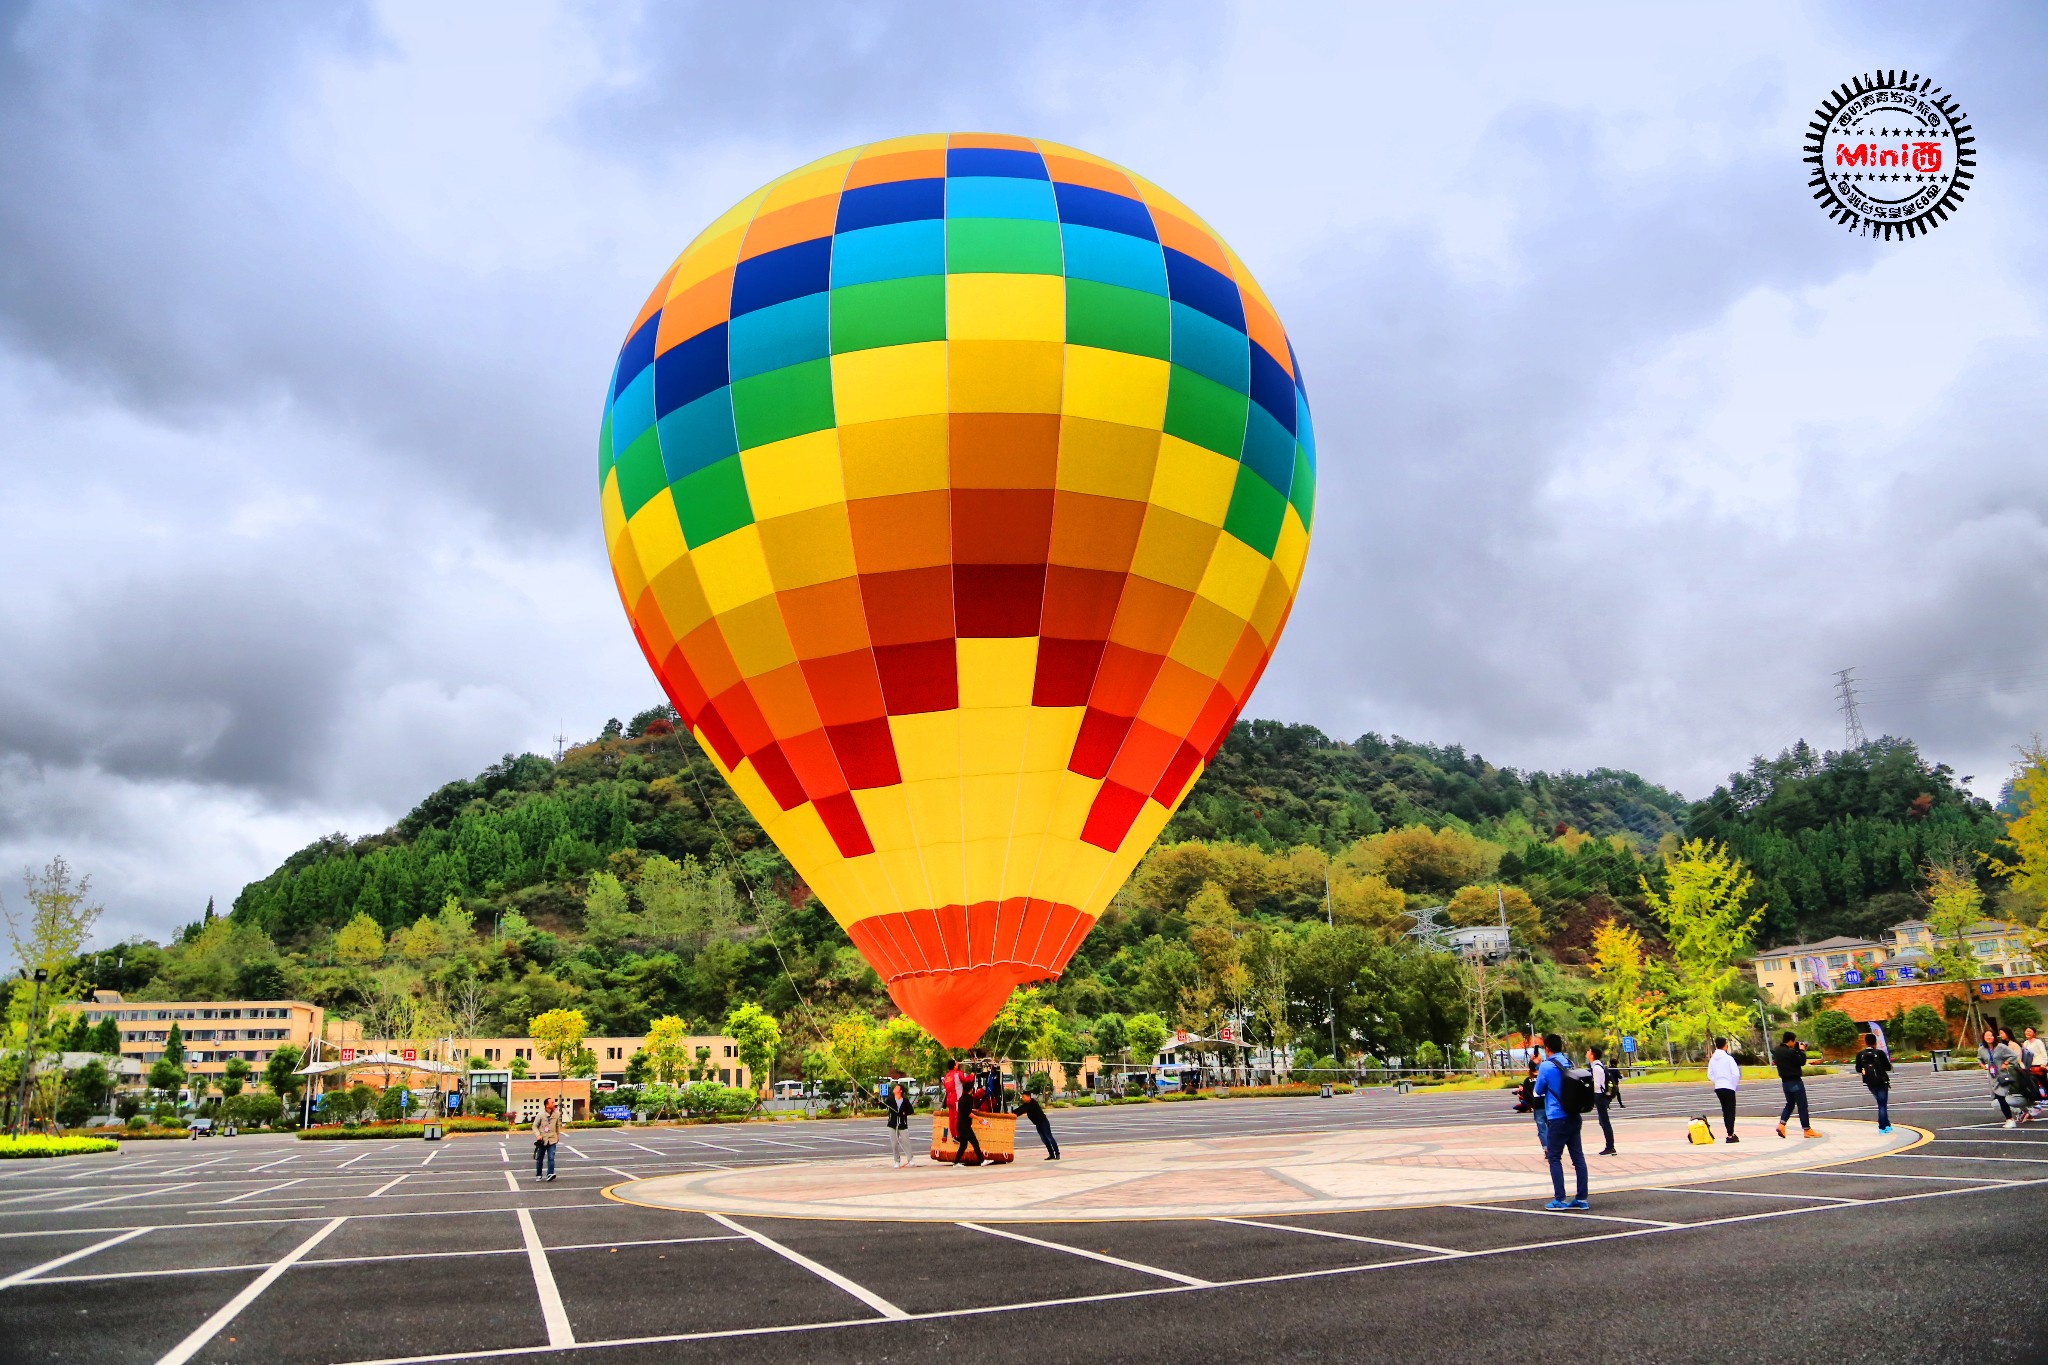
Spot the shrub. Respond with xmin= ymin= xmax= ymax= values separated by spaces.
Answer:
xmin=1999 ymin=997 xmax=2043 ymax=1035
xmin=1413 ymin=1041 xmax=1446 ymax=1069
xmin=126 ymin=1115 xmax=148 ymax=1131
xmin=375 ymin=1087 xmax=412 ymax=1122
xmin=1023 ymin=1070 xmax=1054 ymax=1098
xmin=1813 ymin=1010 xmax=1861 ymax=1051
xmin=566 ymin=1119 xmax=623 ymax=1129
xmin=472 ymin=1093 xmax=507 ymax=1118
xmin=0 ymin=1135 xmax=119 ymax=1158
xmin=1900 ymin=1003 xmax=1949 ymax=1051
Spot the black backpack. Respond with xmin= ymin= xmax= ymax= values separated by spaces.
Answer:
xmin=1549 ymin=1058 xmax=1596 ymax=1115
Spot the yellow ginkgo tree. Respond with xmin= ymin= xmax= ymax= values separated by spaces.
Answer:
xmin=1641 ymin=839 xmax=1761 ymax=1056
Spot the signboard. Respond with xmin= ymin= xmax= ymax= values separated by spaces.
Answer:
xmin=1843 ymin=970 xmax=1863 ymax=986
xmin=1871 ymin=969 xmax=1887 ymax=983
xmin=1981 ymin=978 xmax=2037 ymax=996
xmin=339 ymin=1048 xmax=355 ymax=1063
xmin=1621 ymin=1036 xmax=1637 ymax=1054
xmin=401 ymin=1048 xmax=418 ymax=1062
xmin=1897 ymin=966 xmax=1915 ymax=980
xmin=598 ymin=1105 xmax=632 ymax=1121
xmin=1173 ymin=1029 xmax=1192 ymax=1044
xmin=1218 ymin=1024 xmax=1235 ymax=1043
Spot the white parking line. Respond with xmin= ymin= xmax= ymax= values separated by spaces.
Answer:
xmin=515 ymin=1208 xmax=574 ymax=1348
xmin=221 ymin=1178 xmax=307 ymax=1205
xmin=1895 ymin=1152 xmax=2048 ymax=1165
xmin=0 ymin=1226 xmax=150 ymax=1288
xmin=249 ymin=1154 xmax=302 ymax=1172
xmin=504 ymin=1170 xmax=519 ymax=1191
xmin=1213 ymin=1216 xmax=1458 ymax=1256
xmin=62 ymin=1182 xmax=197 ymax=1212
xmin=0 ymin=1189 xmax=68 ymax=1209
xmin=958 ymin=1221 xmax=1211 ymax=1286
xmin=155 ymin=1216 xmax=347 ymax=1365
xmin=1638 ymin=1185 xmax=1853 ymax=1204
xmin=707 ymin=1212 xmax=908 ymax=1318
xmin=369 ymin=1175 xmax=412 ymax=1197
xmin=1449 ymin=1203 xmax=1676 ymax=1228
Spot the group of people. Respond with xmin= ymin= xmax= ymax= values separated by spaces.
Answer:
xmin=1979 ymin=1025 xmax=2048 ymax=1127
xmin=882 ymin=1057 xmax=1062 ymax=1168
xmin=1519 ymin=1033 xmax=1615 ymax=1210
xmin=1703 ymin=1030 xmax=1885 ymax=1141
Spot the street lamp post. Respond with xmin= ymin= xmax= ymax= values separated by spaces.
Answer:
xmin=11 ymin=969 xmax=50 ymax=1136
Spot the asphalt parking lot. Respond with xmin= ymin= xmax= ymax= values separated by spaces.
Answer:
xmin=2 ymin=1069 xmax=2044 ymax=1364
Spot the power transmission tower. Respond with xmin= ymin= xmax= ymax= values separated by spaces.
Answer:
xmin=552 ymin=723 xmax=569 ymax=764
xmin=1833 ymin=668 xmax=1868 ymax=748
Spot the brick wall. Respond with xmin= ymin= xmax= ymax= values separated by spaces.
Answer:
xmin=1818 ymin=975 xmax=2048 ymax=1041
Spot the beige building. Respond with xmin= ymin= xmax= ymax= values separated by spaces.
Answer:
xmin=62 ymin=993 xmax=752 ymax=1094
xmin=326 ymin=1021 xmax=752 ymax=1091
xmin=59 ymin=991 xmax=326 ymax=1082
xmin=1751 ymin=919 xmax=2039 ymax=1006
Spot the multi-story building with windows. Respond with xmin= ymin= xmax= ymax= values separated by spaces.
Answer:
xmin=1750 ymin=918 xmax=2040 ymax=1006
xmin=56 ymin=992 xmax=326 ymax=1082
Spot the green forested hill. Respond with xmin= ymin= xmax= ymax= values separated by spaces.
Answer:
xmin=58 ymin=716 xmax=2001 ymax=1061
xmin=1683 ymin=736 xmax=2007 ymax=943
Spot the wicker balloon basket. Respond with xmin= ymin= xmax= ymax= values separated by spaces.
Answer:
xmin=930 ymin=1110 xmax=1017 ymax=1165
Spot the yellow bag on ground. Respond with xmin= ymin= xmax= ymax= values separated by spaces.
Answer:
xmin=1687 ymin=1117 xmax=1715 ymax=1145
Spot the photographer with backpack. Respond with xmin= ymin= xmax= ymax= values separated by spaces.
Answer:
xmin=1531 ymin=1032 xmax=1592 ymax=1211
xmin=1587 ymin=1045 xmax=1616 ymax=1155
xmin=1853 ymin=1032 xmax=1893 ymax=1133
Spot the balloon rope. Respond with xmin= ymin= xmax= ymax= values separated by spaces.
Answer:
xmin=661 ymin=727 xmax=834 ymax=1059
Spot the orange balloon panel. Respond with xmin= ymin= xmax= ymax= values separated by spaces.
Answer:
xmin=598 ymin=134 xmax=1315 ymax=1046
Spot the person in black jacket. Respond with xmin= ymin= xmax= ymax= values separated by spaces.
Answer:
xmin=1015 ymin=1088 xmax=1060 ymax=1159
xmin=1773 ymin=1031 xmax=1817 ymax=1139
xmin=1853 ymin=1033 xmax=1893 ymax=1133
xmin=885 ymin=1082 xmax=916 ymax=1168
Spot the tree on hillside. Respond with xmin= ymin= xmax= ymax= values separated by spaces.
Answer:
xmin=1924 ymin=858 xmax=1990 ymax=1038
xmin=335 ymin=912 xmax=385 ymax=965
xmin=3 ymin=857 xmax=103 ymax=1081
xmin=1348 ymin=826 xmax=1498 ymax=898
xmin=1642 ymin=840 xmax=1761 ymax=1055
xmin=264 ymin=1044 xmax=305 ymax=1118
xmin=529 ymin=1008 xmax=587 ymax=1109
xmin=1989 ymin=739 xmax=2048 ymax=927
xmin=1587 ymin=917 xmax=1664 ymax=1049
xmin=722 ymin=1002 xmax=781 ymax=1093
xmin=581 ymin=871 xmax=635 ymax=952
xmin=641 ymin=1015 xmax=690 ymax=1085
xmin=1125 ymin=1012 xmax=1169 ymax=1065
xmin=1446 ymin=883 xmax=1542 ymax=942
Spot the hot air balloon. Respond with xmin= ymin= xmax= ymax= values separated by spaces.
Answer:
xmin=598 ymin=134 xmax=1313 ymax=1047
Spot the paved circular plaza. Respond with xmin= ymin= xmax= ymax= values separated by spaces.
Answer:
xmin=608 ymin=1114 xmax=1921 ymax=1221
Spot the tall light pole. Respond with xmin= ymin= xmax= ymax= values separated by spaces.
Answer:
xmin=11 ymin=969 xmax=50 ymax=1135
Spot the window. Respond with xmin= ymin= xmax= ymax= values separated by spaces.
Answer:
xmin=1825 ymin=954 xmax=1848 ymax=969
xmin=724 ymin=1045 xmax=736 ymax=1058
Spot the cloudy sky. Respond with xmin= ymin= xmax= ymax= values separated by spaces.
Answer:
xmin=2 ymin=1 xmax=2043 ymax=947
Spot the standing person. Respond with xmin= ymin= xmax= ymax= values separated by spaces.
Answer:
xmin=1522 ymin=1043 xmax=1550 ymax=1153
xmin=885 ymin=1082 xmax=916 ymax=1168
xmin=2024 ymin=1026 xmax=2048 ymax=1094
xmin=1854 ymin=1032 xmax=1894 ymax=1133
xmin=1707 ymin=1037 xmax=1742 ymax=1142
xmin=950 ymin=1061 xmax=985 ymax=1165
xmin=1998 ymin=1030 xmax=2040 ymax=1128
xmin=1015 ymin=1087 xmax=1060 ymax=1159
xmin=1773 ymin=1031 xmax=1818 ymax=1139
xmin=1980 ymin=1028 xmax=2015 ymax=1123
xmin=1532 ymin=1033 xmax=1588 ymax=1210
xmin=531 ymin=1097 xmax=562 ymax=1182
xmin=1587 ymin=1045 xmax=1616 ymax=1156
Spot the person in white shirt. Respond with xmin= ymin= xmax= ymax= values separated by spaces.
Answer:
xmin=1706 ymin=1037 xmax=1742 ymax=1143
xmin=1586 ymin=1045 xmax=1616 ymax=1155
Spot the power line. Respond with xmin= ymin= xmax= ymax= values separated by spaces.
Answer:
xmin=1834 ymin=667 xmax=1868 ymax=749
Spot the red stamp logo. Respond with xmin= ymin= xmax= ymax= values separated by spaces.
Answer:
xmin=1806 ymin=71 xmax=1973 ymax=240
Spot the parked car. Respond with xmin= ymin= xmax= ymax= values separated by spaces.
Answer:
xmin=187 ymin=1117 xmax=216 ymax=1138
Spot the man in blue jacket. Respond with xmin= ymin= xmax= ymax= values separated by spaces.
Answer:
xmin=1532 ymin=1032 xmax=1588 ymax=1211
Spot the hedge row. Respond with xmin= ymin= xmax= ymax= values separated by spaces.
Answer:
xmin=297 ymin=1119 xmax=510 ymax=1141
xmin=0 ymin=1135 xmax=119 ymax=1158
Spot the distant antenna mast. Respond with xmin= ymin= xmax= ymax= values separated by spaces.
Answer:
xmin=552 ymin=722 xmax=569 ymax=764
xmin=1833 ymin=668 xmax=1868 ymax=748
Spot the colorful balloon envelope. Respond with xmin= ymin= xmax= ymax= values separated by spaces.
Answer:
xmin=599 ymin=134 xmax=1314 ymax=1046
